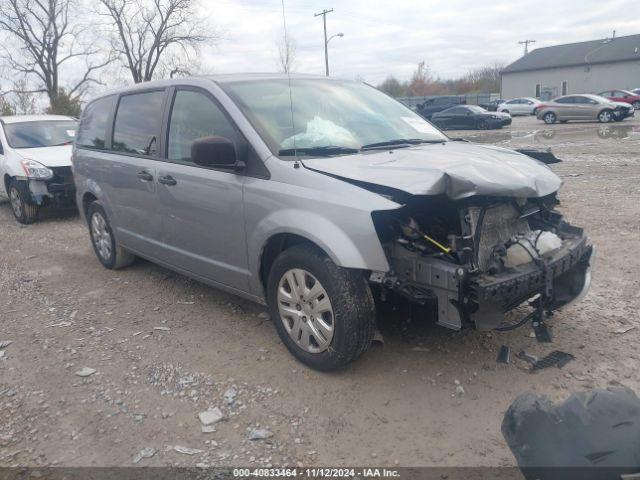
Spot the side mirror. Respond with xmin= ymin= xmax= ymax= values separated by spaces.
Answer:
xmin=191 ymin=136 xmax=242 ymax=170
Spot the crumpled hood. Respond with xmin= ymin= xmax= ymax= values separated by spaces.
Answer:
xmin=15 ymin=145 xmax=73 ymax=167
xmin=301 ymin=141 xmax=562 ymax=200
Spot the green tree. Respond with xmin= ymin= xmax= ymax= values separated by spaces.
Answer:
xmin=1 ymin=98 xmax=15 ymax=116
xmin=46 ymin=89 xmax=82 ymax=117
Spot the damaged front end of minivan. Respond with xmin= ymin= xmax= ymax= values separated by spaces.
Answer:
xmin=370 ymin=192 xmax=593 ymax=337
xmin=303 ymin=141 xmax=593 ymax=339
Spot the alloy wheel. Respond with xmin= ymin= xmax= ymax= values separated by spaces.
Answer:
xmin=9 ymin=187 xmax=23 ymax=218
xmin=544 ymin=112 xmax=556 ymax=124
xmin=91 ymin=212 xmax=113 ymax=261
xmin=277 ymin=268 xmax=334 ymax=354
xmin=599 ymin=110 xmax=612 ymax=123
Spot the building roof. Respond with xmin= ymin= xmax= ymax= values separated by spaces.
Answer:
xmin=502 ymin=34 xmax=640 ymax=74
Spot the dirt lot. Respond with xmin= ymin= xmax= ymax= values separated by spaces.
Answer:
xmin=1 ymin=115 xmax=639 ymax=469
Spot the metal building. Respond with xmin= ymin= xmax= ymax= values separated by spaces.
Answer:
xmin=501 ymin=34 xmax=640 ymax=100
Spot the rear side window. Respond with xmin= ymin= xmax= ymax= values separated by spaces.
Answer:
xmin=77 ymin=96 xmax=114 ymax=149
xmin=556 ymin=97 xmax=574 ymax=104
xmin=112 ymin=91 xmax=165 ymax=156
xmin=167 ymin=90 xmax=238 ymax=163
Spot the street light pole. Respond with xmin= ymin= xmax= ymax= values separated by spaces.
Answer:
xmin=314 ymin=8 xmax=333 ymax=76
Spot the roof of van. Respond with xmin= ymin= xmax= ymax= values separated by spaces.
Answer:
xmin=85 ymin=73 xmax=351 ymax=101
xmin=0 ymin=114 xmax=76 ymax=124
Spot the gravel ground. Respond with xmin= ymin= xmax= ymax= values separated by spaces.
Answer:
xmin=1 ymin=115 xmax=639 ymax=468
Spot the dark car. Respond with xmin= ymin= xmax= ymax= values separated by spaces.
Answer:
xmin=478 ymin=99 xmax=505 ymax=111
xmin=415 ymin=95 xmax=466 ymax=119
xmin=431 ymin=105 xmax=512 ymax=130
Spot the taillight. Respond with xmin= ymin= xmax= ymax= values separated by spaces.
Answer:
xmin=537 ymin=104 xmax=546 ymax=110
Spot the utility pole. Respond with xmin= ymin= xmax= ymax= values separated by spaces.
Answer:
xmin=519 ymin=39 xmax=536 ymax=55
xmin=314 ymin=8 xmax=333 ymax=76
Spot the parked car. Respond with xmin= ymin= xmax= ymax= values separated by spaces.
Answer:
xmin=632 ymin=88 xmax=640 ymax=96
xmin=431 ymin=105 xmax=511 ymax=130
xmin=536 ymin=94 xmax=633 ymax=124
xmin=74 ymin=75 xmax=593 ymax=370
xmin=478 ymin=99 xmax=505 ymax=112
xmin=0 ymin=115 xmax=78 ymax=224
xmin=598 ymin=89 xmax=640 ymax=110
xmin=415 ymin=95 xmax=466 ymax=119
xmin=497 ymin=97 xmax=542 ymax=116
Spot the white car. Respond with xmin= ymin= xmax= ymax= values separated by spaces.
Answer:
xmin=0 ymin=115 xmax=78 ymax=223
xmin=498 ymin=97 xmax=542 ymax=116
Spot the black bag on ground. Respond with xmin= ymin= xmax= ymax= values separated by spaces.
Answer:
xmin=502 ymin=387 xmax=640 ymax=480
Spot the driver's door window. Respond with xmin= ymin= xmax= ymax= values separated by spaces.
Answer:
xmin=168 ymin=90 xmax=238 ymax=164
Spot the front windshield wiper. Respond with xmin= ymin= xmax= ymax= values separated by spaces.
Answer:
xmin=360 ymin=138 xmax=445 ymax=151
xmin=278 ymin=146 xmax=359 ymax=157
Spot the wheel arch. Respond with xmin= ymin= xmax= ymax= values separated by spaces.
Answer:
xmin=251 ymin=211 xmax=390 ymax=298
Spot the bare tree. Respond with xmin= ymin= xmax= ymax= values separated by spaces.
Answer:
xmin=12 ymin=79 xmax=38 ymax=114
xmin=276 ymin=36 xmax=296 ymax=73
xmin=98 ymin=0 xmax=217 ymax=83
xmin=0 ymin=0 xmax=111 ymax=108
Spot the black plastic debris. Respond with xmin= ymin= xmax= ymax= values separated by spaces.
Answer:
xmin=517 ymin=350 xmax=574 ymax=372
xmin=502 ymin=387 xmax=640 ymax=480
xmin=497 ymin=345 xmax=511 ymax=364
xmin=516 ymin=148 xmax=562 ymax=165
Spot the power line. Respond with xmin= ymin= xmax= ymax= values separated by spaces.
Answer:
xmin=518 ymin=39 xmax=536 ymax=55
xmin=314 ymin=8 xmax=333 ymax=76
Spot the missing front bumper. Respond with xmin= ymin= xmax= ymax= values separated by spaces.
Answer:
xmin=382 ymin=231 xmax=593 ymax=332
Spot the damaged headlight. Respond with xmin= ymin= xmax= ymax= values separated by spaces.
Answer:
xmin=20 ymin=159 xmax=53 ymax=180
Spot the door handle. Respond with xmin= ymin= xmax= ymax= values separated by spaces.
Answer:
xmin=137 ymin=170 xmax=153 ymax=181
xmin=158 ymin=175 xmax=177 ymax=186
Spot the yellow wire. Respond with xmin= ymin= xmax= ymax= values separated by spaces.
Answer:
xmin=423 ymin=234 xmax=451 ymax=254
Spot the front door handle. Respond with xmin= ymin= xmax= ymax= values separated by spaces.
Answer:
xmin=158 ymin=175 xmax=177 ymax=186
xmin=137 ymin=170 xmax=153 ymax=181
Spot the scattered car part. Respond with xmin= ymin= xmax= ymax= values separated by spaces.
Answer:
xmin=517 ymin=349 xmax=574 ymax=371
xmin=502 ymin=387 xmax=640 ymax=480
xmin=497 ymin=345 xmax=511 ymax=364
xmin=515 ymin=148 xmax=562 ymax=165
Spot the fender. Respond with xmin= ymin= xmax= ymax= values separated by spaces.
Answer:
xmin=248 ymin=208 xmax=391 ymax=297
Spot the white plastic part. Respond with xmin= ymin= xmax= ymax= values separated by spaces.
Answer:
xmin=504 ymin=230 xmax=563 ymax=268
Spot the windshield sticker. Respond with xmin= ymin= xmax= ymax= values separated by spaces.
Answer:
xmin=401 ymin=116 xmax=433 ymax=133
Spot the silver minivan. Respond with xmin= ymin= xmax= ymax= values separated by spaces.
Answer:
xmin=73 ymin=74 xmax=593 ymax=370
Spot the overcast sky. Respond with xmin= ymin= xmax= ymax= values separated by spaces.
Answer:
xmin=199 ymin=0 xmax=640 ymax=84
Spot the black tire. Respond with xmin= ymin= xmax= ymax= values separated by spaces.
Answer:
xmin=598 ymin=109 xmax=613 ymax=123
xmin=532 ymin=108 xmax=538 ymax=116
xmin=8 ymin=179 xmax=38 ymax=224
xmin=502 ymin=110 xmax=509 ymax=115
xmin=477 ymin=119 xmax=488 ymax=130
xmin=543 ymin=112 xmax=556 ymax=124
xmin=266 ymin=244 xmax=375 ymax=371
xmin=87 ymin=201 xmax=135 ymax=270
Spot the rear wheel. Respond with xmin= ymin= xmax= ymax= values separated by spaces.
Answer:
xmin=598 ymin=109 xmax=613 ymax=123
xmin=543 ymin=112 xmax=557 ymax=124
xmin=8 ymin=179 xmax=38 ymax=224
xmin=88 ymin=201 xmax=135 ymax=270
xmin=267 ymin=244 xmax=375 ymax=371
xmin=477 ymin=119 xmax=488 ymax=130
xmin=532 ymin=108 xmax=538 ymax=115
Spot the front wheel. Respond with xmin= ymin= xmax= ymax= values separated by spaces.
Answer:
xmin=87 ymin=201 xmax=135 ymax=270
xmin=543 ymin=112 xmax=557 ymax=124
xmin=8 ymin=179 xmax=38 ymax=224
xmin=598 ymin=109 xmax=613 ymax=123
xmin=267 ymin=244 xmax=375 ymax=371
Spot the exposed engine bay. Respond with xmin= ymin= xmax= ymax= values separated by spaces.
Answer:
xmin=371 ymin=193 xmax=593 ymax=332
